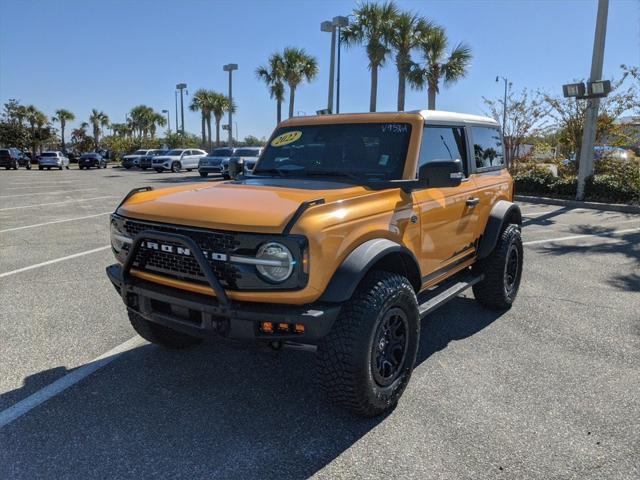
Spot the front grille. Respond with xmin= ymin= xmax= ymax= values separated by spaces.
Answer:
xmin=123 ymin=219 xmax=241 ymax=289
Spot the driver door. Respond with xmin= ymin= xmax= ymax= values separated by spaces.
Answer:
xmin=412 ymin=125 xmax=481 ymax=284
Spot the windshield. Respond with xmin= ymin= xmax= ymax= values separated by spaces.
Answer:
xmin=166 ymin=149 xmax=184 ymax=156
xmin=210 ymin=148 xmax=234 ymax=157
xmin=41 ymin=152 xmax=57 ymax=157
xmin=133 ymin=150 xmax=147 ymax=155
xmin=81 ymin=154 xmax=97 ymax=158
xmin=254 ymin=123 xmax=412 ymax=181
xmin=151 ymin=150 xmax=167 ymax=156
xmin=234 ymin=148 xmax=260 ymax=157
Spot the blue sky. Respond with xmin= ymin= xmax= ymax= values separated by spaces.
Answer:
xmin=0 ymin=0 xmax=638 ymax=140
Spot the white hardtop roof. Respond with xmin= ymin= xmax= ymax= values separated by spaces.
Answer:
xmin=411 ymin=110 xmax=499 ymax=126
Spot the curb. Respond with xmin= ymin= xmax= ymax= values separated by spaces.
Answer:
xmin=515 ymin=195 xmax=640 ymax=214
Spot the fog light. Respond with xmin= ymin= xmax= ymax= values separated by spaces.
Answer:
xmin=278 ymin=323 xmax=289 ymax=332
xmin=294 ymin=324 xmax=305 ymax=334
xmin=260 ymin=321 xmax=274 ymax=334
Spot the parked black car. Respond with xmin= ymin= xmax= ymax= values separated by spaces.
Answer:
xmin=0 ymin=148 xmax=31 ymax=169
xmin=78 ymin=152 xmax=107 ymax=169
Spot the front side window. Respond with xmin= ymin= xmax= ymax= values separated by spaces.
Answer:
xmin=418 ymin=126 xmax=468 ymax=176
xmin=471 ymin=127 xmax=504 ymax=169
xmin=255 ymin=123 xmax=412 ymax=181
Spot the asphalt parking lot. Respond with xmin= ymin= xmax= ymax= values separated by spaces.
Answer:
xmin=0 ymin=166 xmax=638 ymax=479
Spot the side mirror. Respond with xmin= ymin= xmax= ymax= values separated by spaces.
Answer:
xmin=417 ymin=159 xmax=464 ymax=188
xmin=228 ymin=157 xmax=244 ymax=179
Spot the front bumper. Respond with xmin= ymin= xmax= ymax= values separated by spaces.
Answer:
xmin=198 ymin=165 xmax=223 ymax=174
xmin=107 ymin=263 xmax=339 ymax=343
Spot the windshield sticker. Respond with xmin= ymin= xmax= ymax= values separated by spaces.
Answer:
xmin=271 ymin=131 xmax=303 ymax=147
xmin=382 ymin=123 xmax=409 ymax=134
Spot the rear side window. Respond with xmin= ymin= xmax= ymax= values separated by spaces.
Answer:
xmin=419 ymin=126 xmax=468 ymax=176
xmin=471 ymin=127 xmax=504 ymax=170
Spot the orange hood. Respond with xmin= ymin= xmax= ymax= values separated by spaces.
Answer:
xmin=117 ymin=180 xmax=370 ymax=233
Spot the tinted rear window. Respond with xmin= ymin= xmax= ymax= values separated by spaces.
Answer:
xmin=41 ymin=152 xmax=57 ymax=157
xmin=471 ymin=127 xmax=504 ymax=169
xmin=211 ymin=148 xmax=234 ymax=156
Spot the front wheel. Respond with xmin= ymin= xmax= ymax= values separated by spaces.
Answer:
xmin=26 ymin=164 xmax=31 ymax=170
xmin=171 ymin=162 xmax=181 ymax=173
xmin=472 ymin=224 xmax=523 ymax=310
xmin=317 ymin=271 xmax=420 ymax=417
xmin=199 ymin=172 xmax=208 ymax=177
xmin=128 ymin=310 xmax=202 ymax=349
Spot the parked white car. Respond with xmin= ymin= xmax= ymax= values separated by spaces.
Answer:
xmin=122 ymin=149 xmax=151 ymax=169
xmin=38 ymin=151 xmax=69 ymax=170
xmin=152 ymin=149 xmax=207 ymax=173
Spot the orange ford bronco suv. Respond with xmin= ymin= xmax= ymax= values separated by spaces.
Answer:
xmin=107 ymin=111 xmax=523 ymax=416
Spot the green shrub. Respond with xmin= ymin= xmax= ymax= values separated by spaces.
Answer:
xmin=513 ymin=167 xmax=555 ymax=195
xmin=586 ymin=174 xmax=640 ymax=204
xmin=550 ymin=176 xmax=577 ymax=196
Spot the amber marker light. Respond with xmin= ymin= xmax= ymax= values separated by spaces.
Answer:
xmin=260 ymin=321 xmax=274 ymax=334
xmin=302 ymin=247 xmax=310 ymax=274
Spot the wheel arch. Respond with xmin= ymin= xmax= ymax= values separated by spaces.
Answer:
xmin=319 ymin=238 xmax=422 ymax=303
xmin=477 ymin=200 xmax=522 ymax=260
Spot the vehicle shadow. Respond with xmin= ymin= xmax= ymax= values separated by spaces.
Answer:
xmin=0 ymin=297 xmax=503 ymax=479
xmin=532 ymin=227 xmax=639 ymax=292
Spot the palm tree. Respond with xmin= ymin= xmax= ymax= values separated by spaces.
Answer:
xmin=388 ymin=12 xmax=432 ymax=111
xmin=89 ymin=109 xmax=109 ymax=149
xmin=282 ymin=47 xmax=318 ymax=118
xmin=24 ymin=105 xmax=47 ymax=158
xmin=189 ymin=89 xmax=209 ymax=146
xmin=202 ymin=91 xmax=234 ymax=148
xmin=342 ymin=1 xmax=398 ymax=112
xmin=256 ymin=53 xmax=286 ymax=124
xmin=52 ymin=109 xmax=75 ymax=151
xmin=149 ymin=112 xmax=167 ymax=139
xmin=408 ymin=26 xmax=472 ymax=110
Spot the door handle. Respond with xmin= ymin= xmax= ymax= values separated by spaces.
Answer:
xmin=466 ymin=197 xmax=480 ymax=207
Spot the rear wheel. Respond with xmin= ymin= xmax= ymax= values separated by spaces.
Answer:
xmin=317 ymin=271 xmax=420 ymax=417
xmin=128 ymin=310 xmax=203 ymax=349
xmin=222 ymin=173 xmax=230 ymax=180
xmin=171 ymin=162 xmax=181 ymax=173
xmin=472 ymin=224 xmax=523 ymax=310
xmin=26 ymin=164 xmax=31 ymax=170
xmin=79 ymin=166 xmax=84 ymax=170
xmin=199 ymin=172 xmax=208 ymax=177
xmin=39 ymin=166 xmax=43 ymax=170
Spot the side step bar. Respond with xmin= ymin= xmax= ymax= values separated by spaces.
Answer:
xmin=417 ymin=273 xmax=484 ymax=318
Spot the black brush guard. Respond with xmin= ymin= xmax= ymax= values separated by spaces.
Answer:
xmin=106 ymin=230 xmax=339 ymax=342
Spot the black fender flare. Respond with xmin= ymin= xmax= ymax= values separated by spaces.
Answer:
xmin=477 ymin=200 xmax=522 ymax=259
xmin=319 ymin=238 xmax=421 ymax=303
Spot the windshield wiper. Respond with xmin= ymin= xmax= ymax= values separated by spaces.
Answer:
xmin=252 ymin=167 xmax=286 ymax=177
xmin=304 ymin=171 xmax=364 ymax=182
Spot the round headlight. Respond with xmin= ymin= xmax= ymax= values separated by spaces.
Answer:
xmin=255 ymin=242 xmax=294 ymax=283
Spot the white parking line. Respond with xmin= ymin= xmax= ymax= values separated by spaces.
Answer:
xmin=0 ymin=336 xmax=145 ymax=429
xmin=0 ymin=195 xmax=116 ymax=211
xmin=0 ymin=188 xmax=97 ymax=198
xmin=3 ymin=184 xmax=94 ymax=190
xmin=0 ymin=212 xmax=111 ymax=233
xmin=0 ymin=245 xmax=110 ymax=278
xmin=524 ymin=227 xmax=640 ymax=246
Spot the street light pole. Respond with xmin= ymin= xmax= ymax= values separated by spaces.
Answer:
xmin=577 ymin=0 xmax=609 ymax=200
xmin=333 ymin=16 xmax=349 ymax=114
xmin=223 ymin=64 xmax=238 ymax=147
xmin=496 ymin=76 xmax=508 ymax=134
xmin=321 ymin=21 xmax=336 ymax=113
xmin=162 ymin=109 xmax=171 ymax=134
xmin=174 ymin=90 xmax=178 ymax=134
xmin=176 ymin=83 xmax=187 ymax=134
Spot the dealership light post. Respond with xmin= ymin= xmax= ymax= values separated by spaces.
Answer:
xmin=223 ymin=63 xmax=238 ymax=147
xmin=321 ymin=16 xmax=349 ymax=114
xmin=176 ymin=83 xmax=187 ymax=134
xmin=162 ymin=109 xmax=171 ymax=134
xmin=334 ymin=16 xmax=349 ymax=114
xmin=576 ymin=0 xmax=609 ymax=200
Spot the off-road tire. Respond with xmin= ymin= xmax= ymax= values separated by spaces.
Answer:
xmin=473 ymin=224 xmax=523 ymax=310
xmin=199 ymin=172 xmax=208 ymax=177
xmin=128 ymin=310 xmax=203 ymax=349
xmin=171 ymin=162 xmax=181 ymax=173
xmin=317 ymin=271 xmax=420 ymax=417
